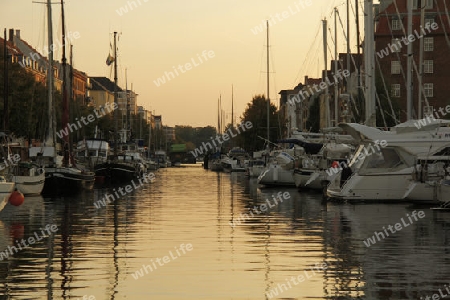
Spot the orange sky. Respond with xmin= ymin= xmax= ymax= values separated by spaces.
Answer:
xmin=1 ymin=0 xmax=365 ymax=127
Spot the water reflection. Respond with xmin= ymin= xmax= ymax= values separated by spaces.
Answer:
xmin=0 ymin=166 xmax=448 ymax=299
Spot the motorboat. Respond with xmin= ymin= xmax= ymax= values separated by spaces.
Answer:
xmin=327 ymin=120 xmax=450 ymax=202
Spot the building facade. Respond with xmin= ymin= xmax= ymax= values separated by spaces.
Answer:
xmin=375 ymin=0 xmax=450 ymax=120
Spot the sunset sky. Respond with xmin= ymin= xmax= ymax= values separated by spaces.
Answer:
xmin=1 ymin=0 xmax=366 ymax=127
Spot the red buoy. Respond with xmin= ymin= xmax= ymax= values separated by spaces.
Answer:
xmin=331 ymin=161 xmax=339 ymax=168
xmin=9 ymin=190 xmax=24 ymax=206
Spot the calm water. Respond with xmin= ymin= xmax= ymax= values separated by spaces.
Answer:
xmin=0 ymin=164 xmax=450 ymax=299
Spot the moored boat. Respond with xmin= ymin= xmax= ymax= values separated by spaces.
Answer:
xmin=11 ymin=162 xmax=45 ymax=195
xmin=327 ymin=121 xmax=450 ymax=202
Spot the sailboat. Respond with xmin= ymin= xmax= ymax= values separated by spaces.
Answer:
xmin=207 ymin=95 xmax=223 ymax=171
xmin=256 ymin=20 xmax=299 ymax=185
xmin=29 ymin=0 xmax=95 ymax=195
xmin=94 ymin=32 xmax=146 ymax=183
xmin=325 ymin=1 xmax=450 ymax=203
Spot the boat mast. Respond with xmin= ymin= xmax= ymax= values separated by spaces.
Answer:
xmin=217 ymin=96 xmax=220 ymax=134
xmin=406 ymin=0 xmax=413 ymax=120
xmin=218 ymin=94 xmax=222 ymax=134
xmin=148 ymin=115 xmax=151 ymax=158
xmin=113 ymin=31 xmax=118 ymax=156
xmin=355 ymin=0 xmax=363 ymax=121
xmin=231 ymin=84 xmax=234 ymax=128
xmin=364 ymin=0 xmax=376 ymax=126
xmin=61 ymin=0 xmax=69 ymax=166
xmin=346 ymin=0 xmax=351 ymax=94
xmin=3 ymin=29 xmax=8 ymax=132
xmin=126 ymin=72 xmax=131 ymax=142
xmin=334 ymin=7 xmax=339 ymax=126
xmin=46 ymin=0 xmax=55 ymax=147
xmin=266 ymin=20 xmax=270 ymax=146
xmin=418 ymin=0 xmax=425 ymax=119
xmin=322 ymin=18 xmax=330 ymax=127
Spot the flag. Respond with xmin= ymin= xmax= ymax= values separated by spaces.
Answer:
xmin=106 ymin=53 xmax=115 ymax=66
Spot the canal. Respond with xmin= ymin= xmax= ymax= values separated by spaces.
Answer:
xmin=0 ymin=164 xmax=449 ymax=299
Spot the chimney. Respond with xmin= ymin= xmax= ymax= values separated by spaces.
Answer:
xmin=15 ymin=30 xmax=20 ymax=39
xmin=8 ymin=28 xmax=14 ymax=43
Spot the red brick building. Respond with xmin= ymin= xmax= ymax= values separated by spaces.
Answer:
xmin=375 ymin=0 xmax=450 ymax=121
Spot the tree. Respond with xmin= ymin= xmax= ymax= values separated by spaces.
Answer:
xmin=236 ymin=94 xmax=279 ymax=152
xmin=0 ymin=50 xmax=53 ymax=139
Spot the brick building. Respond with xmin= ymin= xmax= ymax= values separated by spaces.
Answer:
xmin=375 ymin=0 xmax=450 ymax=120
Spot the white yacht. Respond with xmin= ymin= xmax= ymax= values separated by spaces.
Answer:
xmin=246 ymin=150 xmax=266 ymax=177
xmin=257 ymin=148 xmax=301 ymax=186
xmin=220 ymin=147 xmax=248 ymax=172
xmin=327 ymin=120 xmax=450 ymax=202
xmin=294 ymin=142 xmax=354 ymax=190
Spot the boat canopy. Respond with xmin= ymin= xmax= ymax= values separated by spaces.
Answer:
xmin=276 ymin=139 xmax=323 ymax=154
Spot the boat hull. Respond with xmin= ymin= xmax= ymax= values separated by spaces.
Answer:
xmin=13 ymin=171 xmax=46 ymax=195
xmin=0 ymin=182 xmax=15 ymax=212
xmin=257 ymin=165 xmax=295 ymax=186
xmin=43 ymin=168 xmax=95 ymax=195
xmin=95 ymin=161 xmax=139 ymax=184
xmin=327 ymin=171 xmax=413 ymax=202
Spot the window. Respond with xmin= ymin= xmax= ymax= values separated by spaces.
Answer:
xmin=391 ymin=84 xmax=401 ymax=97
xmin=414 ymin=0 xmax=433 ymax=9
xmin=424 ymin=60 xmax=433 ymax=73
xmin=425 ymin=18 xmax=435 ymax=26
xmin=424 ymin=83 xmax=434 ymax=97
xmin=424 ymin=37 xmax=434 ymax=51
xmin=391 ymin=38 xmax=401 ymax=52
xmin=392 ymin=19 xmax=402 ymax=30
xmin=391 ymin=61 xmax=401 ymax=74
xmin=362 ymin=148 xmax=404 ymax=171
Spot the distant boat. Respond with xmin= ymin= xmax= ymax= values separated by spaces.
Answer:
xmin=257 ymin=149 xmax=297 ymax=186
xmin=246 ymin=150 xmax=266 ymax=177
xmin=155 ymin=150 xmax=170 ymax=168
xmin=74 ymin=139 xmax=110 ymax=171
xmin=221 ymin=147 xmax=248 ymax=172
